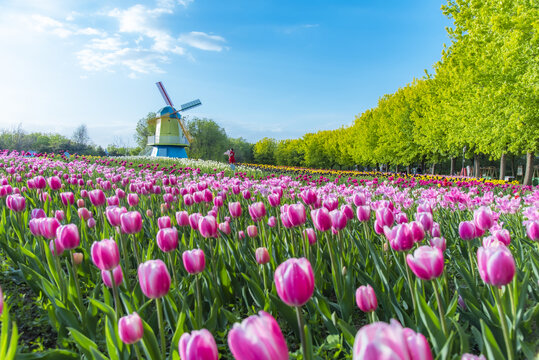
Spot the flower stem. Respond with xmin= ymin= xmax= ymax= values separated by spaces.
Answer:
xmin=195 ymin=274 xmax=203 ymax=329
xmin=156 ymin=297 xmax=166 ymax=358
xmin=466 ymin=241 xmax=475 ymax=280
xmin=167 ymin=252 xmax=178 ymax=291
xmin=71 ymin=251 xmax=84 ymax=316
xmin=432 ymin=279 xmax=447 ymax=336
xmin=295 ymin=306 xmax=310 ymax=360
xmin=402 ymin=252 xmax=416 ymax=312
xmin=110 ymin=270 xmax=121 ymax=316
xmin=494 ymin=287 xmax=514 ymax=360
xmin=118 ymin=232 xmax=131 ymax=290
xmin=133 ymin=343 xmax=143 ymax=360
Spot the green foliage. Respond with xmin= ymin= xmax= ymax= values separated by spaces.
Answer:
xmin=186 ymin=117 xmax=231 ymax=161
xmin=253 ymin=137 xmax=277 ymax=164
xmin=133 ymin=113 xmax=156 ymax=149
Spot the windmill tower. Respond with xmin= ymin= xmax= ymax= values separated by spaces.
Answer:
xmin=147 ymin=81 xmax=201 ymax=158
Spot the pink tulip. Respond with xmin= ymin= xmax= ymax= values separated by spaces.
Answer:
xmin=219 ymin=221 xmax=231 ymax=235
xmin=6 ymin=194 xmax=26 ymax=212
xmin=248 ymin=202 xmax=267 ymax=222
xmin=406 ymin=246 xmax=444 ymax=280
xmin=34 ymin=175 xmax=46 ymax=189
xmin=323 ymin=197 xmax=338 ymax=211
xmin=157 ymin=216 xmax=171 ymax=229
xmin=31 ymin=208 xmax=46 ymax=219
xmin=255 ymin=247 xmax=270 ymax=265
xmin=330 ymin=209 xmax=347 ymax=232
xmin=389 ymin=224 xmax=414 ymax=251
xmin=87 ymin=217 xmax=96 ymax=228
xmin=228 ymin=311 xmax=289 ymax=360
xmin=56 ymin=224 xmax=80 ymax=250
xmin=76 ymin=199 xmax=85 ymax=208
xmin=91 ymin=238 xmax=120 ymax=270
xmin=274 ymin=257 xmax=314 ymax=307
xmin=55 ymin=210 xmax=65 ymax=222
xmin=89 ymin=189 xmax=106 ymax=207
xmin=198 ymin=216 xmax=218 ymax=238
xmin=341 ymin=204 xmax=354 ymax=220
xmin=526 ymin=221 xmax=539 ymax=241
xmin=49 ymin=238 xmax=65 ymax=256
xmin=267 ymin=216 xmax=277 ymax=227
xmin=39 ymin=217 xmax=61 ymax=240
xmin=183 ymin=194 xmax=194 ymax=206
xmin=213 ymin=196 xmax=224 ymax=208
xmin=303 ymin=228 xmax=316 ymax=245
xmin=356 ymin=205 xmax=370 ymax=222
xmin=175 ymin=211 xmax=189 ymax=227
xmin=179 ymin=329 xmax=218 ymax=360
xmin=120 ymin=211 xmax=142 ymax=234
xmin=300 ymin=188 xmax=317 ymax=205
xmin=127 ymin=193 xmax=139 ymax=207
xmin=105 ymin=206 xmax=127 ymax=227
xmin=242 ymin=189 xmax=251 ymax=200
xmin=431 ymin=222 xmax=441 ymax=237
xmin=477 ymin=246 xmax=515 ymax=286
xmin=268 ymin=193 xmax=281 ymax=207
xmin=286 ymin=203 xmax=306 ymax=227
xmin=375 ymin=207 xmax=394 ymax=227
xmin=247 ymin=225 xmax=258 ymax=237
xmin=491 ymin=229 xmax=511 ymax=246
xmin=356 ymin=285 xmax=378 ymax=313
xmin=47 ymin=176 xmax=62 ymax=191
xmin=118 ymin=312 xmax=144 ymax=344
xmin=353 ymin=193 xmax=366 ymax=206
xmin=459 ymin=221 xmax=477 ymax=241
xmin=430 ymin=237 xmax=446 ymax=252
xmin=182 ymin=249 xmax=205 ymax=274
xmin=238 ymin=231 xmax=245 ymax=239
xmin=228 ymin=202 xmax=242 ymax=218
xmin=395 ymin=212 xmax=408 ymax=224
xmin=461 ymin=354 xmax=486 ymax=360
xmin=102 ymin=266 xmax=123 ymax=288
xmin=59 ymin=192 xmax=75 ymax=206
xmin=116 ymin=189 xmax=126 ymax=199
xmin=353 ymin=319 xmax=432 ymax=360
xmin=78 ymin=207 xmax=92 ymax=221
xmin=311 ymin=207 xmax=332 ymax=232
xmin=409 ymin=221 xmax=425 ymax=243
xmin=29 ymin=218 xmax=42 ymax=236
xmin=415 ymin=212 xmax=433 ymax=232
xmin=138 ymin=259 xmax=171 ymax=298
xmin=474 ymin=206 xmax=494 ymax=231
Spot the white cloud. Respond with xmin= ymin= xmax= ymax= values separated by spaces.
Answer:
xmin=178 ymin=31 xmax=226 ymax=51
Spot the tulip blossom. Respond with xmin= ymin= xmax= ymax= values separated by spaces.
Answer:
xmin=267 ymin=216 xmax=277 ymax=228
xmin=286 ymin=203 xmax=306 ymax=227
xmin=255 ymin=247 xmax=270 ymax=265
xmin=228 ymin=311 xmax=289 ymax=360
xmin=55 ymin=210 xmax=65 ymax=222
xmin=102 ymin=266 xmax=123 ymax=288
xmin=300 ymin=188 xmax=317 ymax=205
xmin=189 ymin=213 xmax=202 ymax=230
xmin=219 ymin=221 xmax=231 ymax=235
xmin=91 ymin=238 xmax=120 ymax=270
xmin=105 ymin=206 xmax=127 ymax=227
xmin=182 ymin=249 xmax=205 ymax=274
xmin=416 ymin=212 xmax=433 ymax=232
xmin=311 ymin=207 xmax=332 ymax=232
xmin=176 ymin=211 xmax=189 ymax=227
xmin=199 ymin=216 xmax=218 ymax=238
xmin=341 ymin=204 xmax=354 ymax=220
xmin=474 ymin=206 xmax=494 ymax=231
xmin=157 ymin=216 xmax=171 ymax=229
xmin=477 ymin=246 xmax=515 ymax=287
xmin=179 ymin=329 xmax=219 ymax=360
xmin=78 ymin=207 xmax=92 ymax=221
xmin=30 ymin=208 xmax=46 ymax=219
xmin=406 ymin=246 xmax=444 ymax=280
xmin=274 ymin=258 xmax=314 ymax=307
xmin=303 ymin=228 xmax=317 ymax=245
xmin=388 ymin=224 xmax=414 ymax=251
xmin=375 ymin=207 xmax=394 ymax=227
xmin=120 ymin=211 xmax=142 ymax=234
xmin=246 ymin=225 xmax=258 ymax=237
xmin=459 ymin=221 xmax=477 ymax=240
xmin=248 ymin=202 xmax=267 ymax=222
xmin=118 ymin=312 xmax=144 ymax=344
xmin=6 ymin=194 xmax=26 ymax=212
xmin=39 ymin=217 xmax=61 ymax=240
xmin=526 ymin=221 xmax=539 ymax=241
xmin=430 ymin=237 xmax=446 ymax=252
xmin=356 ymin=205 xmax=371 ymax=222
xmin=353 ymin=319 xmax=432 ymax=360
xmin=138 ymin=259 xmax=171 ymax=298
xmin=127 ymin=193 xmax=139 ymax=207
xmin=268 ymin=193 xmax=281 ymax=207
xmin=330 ymin=209 xmax=347 ymax=232
xmin=47 ymin=176 xmax=62 ymax=190
xmin=50 ymin=238 xmax=65 ymax=256
xmin=89 ymin=189 xmax=106 ymax=207
xmin=355 ymin=285 xmax=378 ymax=313
xmin=228 ymin=202 xmax=241 ymax=218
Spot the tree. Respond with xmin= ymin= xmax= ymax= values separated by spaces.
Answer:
xmin=228 ymin=137 xmax=254 ymax=163
xmin=186 ymin=117 xmax=230 ymax=161
xmin=72 ymin=125 xmax=91 ymax=147
xmin=253 ymin=137 xmax=277 ymax=164
xmin=134 ymin=113 xmax=157 ymax=149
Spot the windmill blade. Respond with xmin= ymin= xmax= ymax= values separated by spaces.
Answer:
xmin=156 ymin=81 xmax=174 ymax=107
xmin=178 ymin=118 xmax=194 ymax=143
xmin=179 ymin=99 xmax=201 ymax=112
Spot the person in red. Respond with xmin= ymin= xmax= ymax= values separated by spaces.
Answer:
xmin=228 ymin=148 xmax=236 ymax=170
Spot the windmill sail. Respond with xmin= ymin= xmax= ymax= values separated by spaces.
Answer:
xmin=156 ymin=81 xmax=174 ymax=107
xmin=180 ymin=99 xmax=202 ymax=111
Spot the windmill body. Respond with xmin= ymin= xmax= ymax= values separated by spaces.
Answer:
xmin=147 ymin=82 xmax=201 ymax=158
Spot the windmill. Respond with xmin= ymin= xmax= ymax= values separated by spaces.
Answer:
xmin=147 ymin=81 xmax=201 ymax=158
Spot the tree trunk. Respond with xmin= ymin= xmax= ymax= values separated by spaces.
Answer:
xmin=523 ymin=152 xmax=535 ymax=186
xmin=511 ymin=155 xmax=515 ymax=177
xmin=406 ymin=165 xmax=410 ymax=175
xmin=474 ymin=154 xmax=480 ymax=178
xmin=431 ymin=163 xmax=436 ymax=175
xmin=450 ymin=158 xmax=455 ymax=176
xmin=395 ymin=164 xmax=399 ymax=173
xmin=499 ymin=153 xmax=506 ymax=180
xmin=421 ymin=159 xmax=426 ymax=174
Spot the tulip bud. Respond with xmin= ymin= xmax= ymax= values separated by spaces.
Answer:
xmin=356 ymin=205 xmax=370 ymax=222
xmin=406 ymin=246 xmax=444 ymax=280
xmin=102 ymin=266 xmax=123 ymax=288
xmin=157 ymin=216 xmax=171 ymax=229
xmin=87 ymin=217 xmax=96 ymax=228
xmin=179 ymin=329 xmax=219 ymax=360
xmin=247 ymin=225 xmax=258 ymax=237
xmin=127 ymin=193 xmax=139 ymax=207
xmin=138 ymin=259 xmax=171 ymax=298
xmin=118 ymin=312 xmax=144 ymax=345
xmin=459 ymin=221 xmax=477 ymax=241
xmin=199 ymin=216 xmax=218 ymax=238
xmin=255 ymin=247 xmax=270 ymax=265
xmin=73 ymin=252 xmax=84 ymax=265
xmin=477 ymin=246 xmax=515 ymax=287
xmin=473 ymin=206 xmax=494 ymax=231
xmin=55 ymin=210 xmax=65 ymax=222
xmin=274 ymin=257 xmax=314 ymax=307
xmin=229 ymin=202 xmax=242 ymax=218
xmin=355 ymin=284 xmax=377 ymax=313
xmin=182 ymin=249 xmax=205 ymax=274
xmin=156 ymin=227 xmax=178 ymax=252
xmin=91 ymin=238 xmax=120 ymax=270
xmin=526 ymin=221 xmax=539 ymax=241
xmin=228 ymin=311 xmax=288 ymax=360
xmin=303 ymin=228 xmax=316 ymax=245
xmin=311 ymin=207 xmax=332 ymax=232
xmin=89 ymin=189 xmax=106 ymax=207
xmin=218 ymin=221 xmax=231 ymax=235
xmin=176 ymin=211 xmax=190 ymax=227
xmin=238 ymin=230 xmax=245 ymax=239
xmin=120 ymin=211 xmax=142 ymax=234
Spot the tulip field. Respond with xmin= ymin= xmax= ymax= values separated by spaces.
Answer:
xmin=0 ymin=152 xmax=538 ymax=360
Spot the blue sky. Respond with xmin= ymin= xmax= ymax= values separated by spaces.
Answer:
xmin=0 ymin=0 xmax=452 ymax=147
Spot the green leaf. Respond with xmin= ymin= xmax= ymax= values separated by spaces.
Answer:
xmin=480 ymin=319 xmax=505 ymax=360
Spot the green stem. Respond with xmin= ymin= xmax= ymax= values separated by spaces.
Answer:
xmin=167 ymin=252 xmax=179 ymax=291
xmin=261 ymin=265 xmax=268 ymax=294
xmin=369 ymin=311 xmax=376 ymax=324
xmin=325 ymin=232 xmax=341 ymax=301
xmin=494 ymin=287 xmax=514 ymax=360
xmin=118 ymin=232 xmax=131 ymax=290
xmin=466 ymin=241 xmax=476 ymax=280
xmin=402 ymin=252 xmax=416 ymax=312
xmin=133 ymin=343 xmax=143 ymax=360
xmin=71 ymin=251 xmax=84 ymax=315
xmin=110 ymin=270 xmax=121 ymax=316
xmin=195 ymin=274 xmax=203 ymax=329
xmin=295 ymin=307 xmax=310 ymax=360
xmin=156 ymin=298 xmax=166 ymax=358
xmin=432 ymin=280 xmax=447 ymax=336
